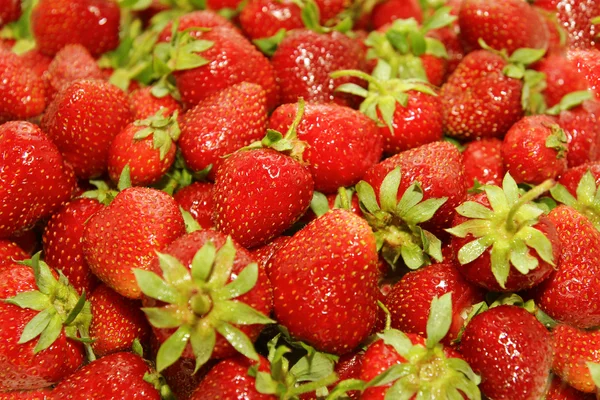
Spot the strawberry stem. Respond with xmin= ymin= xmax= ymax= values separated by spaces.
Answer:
xmin=505 ymin=179 xmax=555 ymax=232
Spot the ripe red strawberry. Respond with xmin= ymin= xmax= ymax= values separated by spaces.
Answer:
xmin=138 ymin=230 xmax=273 ymax=371
xmin=502 ymin=115 xmax=568 ymax=184
xmin=271 ymin=29 xmax=366 ymax=106
xmin=269 ymin=209 xmax=379 ymax=354
xmin=568 ymin=49 xmax=600 ymax=100
xmin=31 ymin=0 xmax=120 ymax=57
xmin=157 ymin=10 xmax=238 ymax=43
xmin=18 ymin=49 xmax=53 ymax=79
xmin=535 ymin=0 xmax=600 ymax=50
xmin=51 ymin=352 xmax=161 ymax=399
xmin=533 ymin=205 xmax=600 ymax=328
xmin=370 ymin=0 xmax=423 ymax=30
xmin=89 ymin=284 xmax=150 ymax=357
xmin=239 ymin=0 xmax=304 ymax=40
xmin=552 ymin=98 xmax=600 ymax=167
xmin=0 ymin=388 xmax=52 ymax=399
xmin=179 ymin=83 xmax=267 ymax=179
xmin=462 ymin=138 xmax=505 ymax=187
xmin=128 ymin=87 xmax=181 ymax=120
xmin=82 ymin=187 xmax=186 ymax=299
xmin=557 ymin=161 xmax=600 ymax=196
xmin=174 ymin=182 xmax=215 ymax=230
xmin=447 ymin=175 xmax=560 ymax=292
xmin=213 ymin=148 xmax=314 ymax=248
xmin=251 ymin=236 xmax=292 ymax=274
xmin=545 ymin=375 xmax=595 ymax=400
xmin=460 ymin=305 xmax=552 ymax=400
xmin=41 ymin=79 xmax=133 ymax=179
xmin=0 ymin=258 xmax=90 ymax=391
xmin=0 ymin=0 xmax=20 ymax=27
xmin=42 ymin=197 xmax=103 ymax=295
xmin=108 ymin=110 xmax=180 ymax=186
xmin=0 ymin=51 xmax=46 ymax=122
xmin=268 ymin=102 xmax=383 ymax=193
xmin=0 ymin=121 xmax=75 ymax=238
xmin=0 ymin=239 xmax=27 ymax=271
xmin=534 ymin=55 xmax=589 ymax=108
xmin=458 ymin=0 xmax=549 ymax=54
xmin=384 ymin=262 xmax=484 ymax=344
xmin=42 ymin=44 xmax=104 ymax=103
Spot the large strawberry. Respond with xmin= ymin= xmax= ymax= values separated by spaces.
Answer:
xmin=0 ymin=51 xmax=45 ymax=122
xmin=41 ymin=79 xmax=133 ymax=179
xmin=460 ymin=305 xmax=552 ymax=400
xmin=269 ymin=209 xmax=379 ymax=354
xmin=0 ymin=121 xmax=75 ymax=238
xmin=136 ymin=230 xmax=273 ymax=372
xmin=535 ymin=0 xmax=600 ymax=50
xmin=82 ymin=187 xmax=186 ymax=299
xmin=552 ymin=324 xmax=600 ymax=393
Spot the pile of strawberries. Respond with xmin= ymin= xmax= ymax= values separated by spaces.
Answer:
xmin=2 ymin=0 xmax=600 ymax=398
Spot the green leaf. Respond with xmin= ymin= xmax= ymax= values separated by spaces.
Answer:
xmin=118 ymin=165 xmax=132 ymax=191
xmin=255 ymin=371 xmax=280 ymax=394
xmin=378 ymin=329 xmax=413 ymax=358
xmin=408 ymin=31 xmax=426 ymax=57
xmin=208 ymin=237 xmax=237 ymax=288
xmin=132 ymin=338 xmax=144 ymax=357
xmin=425 ymin=292 xmax=452 ymax=348
xmin=34 ymin=313 xmax=63 ymax=353
xmin=484 ymin=185 xmax=509 ymax=213
xmin=4 ymin=291 xmax=50 ymax=311
xmin=157 ymin=252 xmax=191 ymax=290
xmin=403 ymin=197 xmax=447 ymax=225
xmin=18 ymin=308 xmax=55 ymax=345
xmin=141 ymin=307 xmax=184 ymax=329
xmin=457 ymin=237 xmax=491 ymax=265
xmin=133 ymin=269 xmax=183 ymax=304
xmin=587 ymin=362 xmax=600 ymax=388
xmin=508 ymin=48 xmax=546 ymax=65
xmin=490 ymin=242 xmax=511 ymax=289
xmin=215 ymin=322 xmax=259 ymax=361
xmin=216 ymin=263 xmax=259 ymax=301
xmin=335 ymin=83 xmax=369 ymax=98
xmin=378 ymin=95 xmax=398 ymax=133
xmin=253 ymin=28 xmax=287 ymax=56
xmin=27 ymin=253 xmax=56 ymax=296
xmin=156 ymin=325 xmax=192 ymax=372
xmin=174 ymin=51 xmax=210 ymax=71
xmin=310 ymin=191 xmax=330 ymax=217
xmin=446 ymin=219 xmax=492 ymax=239
xmin=300 ymin=0 xmax=322 ymax=32
xmin=180 ymin=207 xmax=202 ymax=233
xmin=396 ymin=183 xmax=424 ymax=218
xmin=446 ymin=357 xmax=481 ymax=385
xmin=380 ymin=167 xmax=402 ymax=212
xmin=518 ymin=226 xmax=555 ymax=266
xmin=386 ymin=30 xmax=409 ymax=54
xmin=424 ymin=37 xmax=448 ymax=58
xmin=356 ymin=181 xmax=381 ymax=214
xmin=421 ymin=7 xmax=456 ymax=32
xmin=190 ymin=328 xmax=216 ymax=373
xmin=576 ymin=170 xmax=597 ymax=205
xmin=326 ymin=379 xmax=366 ymax=400
xmin=191 ymin=241 xmax=216 ymax=283
xmin=401 ymin=243 xmax=426 ymax=270
xmin=509 ymin=239 xmax=539 ymax=275
xmin=366 ymin=363 xmax=413 ymax=388
xmin=503 ymin=64 xmax=525 ymax=80
xmin=385 ymin=376 xmax=417 ymax=400
xmin=290 ymin=349 xmax=336 ymax=383
xmin=63 ymin=291 xmax=87 ymax=326
xmin=217 ymin=300 xmax=275 ymax=325
xmin=422 ymin=230 xmax=443 ymax=262
xmin=546 ymin=90 xmax=592 ymax=115
xmin=503 ymin=173 xmax=520 ymax=206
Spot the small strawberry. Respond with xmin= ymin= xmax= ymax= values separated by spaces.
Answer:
xmin=174 ymin=182 xmax=215 ymax=230
xmin=0 ymin=51 xmax=45 ymax=122
xmin=82 ymin=186 xmax=186 ymax=299
xmin=31 ymin=0 xmax=121 ymax=57
xmin=460 ymin=305 xmax=552 ymax=400
xmin=18 ymin=49 xmax=53 ymax=79
xmin=0 ymin=0 xmax=20 ymax=27
xmin=535 ymin=0 xmax=600 ymax=50
xmin=41 ymin=79 xmax=133 ymax=179
xmin=239 ymin=0 xmax=304 ymax=40
xmin=370 ymin=0 xmax=423 ymax=30
xmin=157 ymin=10 xmax=238 ymax=43
xmin=51 ymin=352 xmax=161 ymax=399
xmin=128 ymin=87 xmax=182 ymax=120
xmin=568 ymin=49 xmax=600 ymax=100
xmin=42 ymin=197 xmax=103 ymax=295
xmin=462 ymin=138 xmax=505 ymax=187
xmin=447 ymin=174 xmax=560 ymax=292
xmin=269 ymin=209 xmax=379 ymax=354
xmin=0 ymin=121 xmax=75 ymax=238
xmin=0 ymin=239 xmax=27 ymax=271
xmin=502 ymin=115 xmax=568 ymax=184
xmin=551 ymin=164 xmax=600 ymax=229
xmin=545 ymin=375 xmax=595 ymax=400
xmin=534 ymin=55 xmax=589 ymax=108
xmin=552 ymin=324 xmax=600 ymax=393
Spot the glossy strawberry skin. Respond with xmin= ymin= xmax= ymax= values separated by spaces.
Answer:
xmin=502 ymin=115 xmax=568 ymax=184
xmin=271 ymin=30 xmax=366 ymax=107
xmin=89 ymin=284 xmax=150 ymax=357
xmin=545 ymin=375 xmax=595 ymax=400
xmin=239 ymin=0 xmax=303 ymax=40
xmin=462 ymin=138 xmax=505 ymax=187
xmin=535 ymin=0 xmax=600 ymax=50
xmin=42 ymin=197 xmax=103 ymax=295
xmin=371 ymin=0 xmax=422 ymax=30
xmin=157 ymin=10 xmax=237 ymax=43
xmin=142 ymin=230 xmax=273 ymax=361
xmin=0 ymin=0 xmax=20 ymax=27
xmin=179 ymin=83 xmax=267 ymax=179
xmin=460 ymin=305 xmax=552 ymax=400
xmin=0 ymin=265 xmax=84 ymax=391
xmin=441 ymin=50 xmax=524 ymax=140
xmin=82 ymin=187 xmax=186 ymax=299
xmin=555 ymin=100 xmax=600 ymax=168
xmin=533 ymin=55 xmax=589 ymax=108
xmin=558 ymin=161 xmax=600 ymax=195
xmin=31 ymin=0 xmax=120 ymax=57
xmin=213 ymin=148 xmax=314 ymax=249
xmin=534 ymin=205 xmax=600 ymax=328
xmin=0 ymin=239 xmax=27 ymax=272
xmin=0 ymin=51 xmax=46 ymax=122
xmin=568 ymin=49 xmax=600 ymax=101
xmin=174 ymin=182 xmax=215 ymax=230
xmin=269 ymin=209 xmax=379 ymax=355
xmin=268 ymin=102 xmax=383 ymax=193
xmin=128 ymin=87 xmax=182 ymax=120
xmin=51 ymin=352 xmax=160 ymax=399
xmin=41 ymin=79 xmax=133 ymax=179
xmin=385 ymin=262 xmax=484 ymax=344
xmin=251 ymin=236 xmax=292 ymax=275
xmin=459 ymin=0 xmax=549 ymax=54
xmin=0 ymin=121 xmax=75 ymax=238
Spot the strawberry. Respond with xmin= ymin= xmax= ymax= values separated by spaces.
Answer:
xmin=136 ymin=230 xmax=273 ymax=372
xmin=552 ymin=163 xmax=600 ymax=229
xmin=271 ymin=29 xmax=366 ymax=106
xmin=128 ymin=87 xmax=182 ymax=120
xmin=447 ymin=174 xmax=560 ymax=292
xmin=51 ymin=352 xmax=161 ymax=399
xmin=89 ymin=283 xmax=150 ymax=357
xmin=174 ymin=182 xmax=215 ymax=230
xmin=41 ymin=79 xmax=133 ymax=179
xmin=545 ymin=375 xmax=595 ymax=400
xmin=42 ymin=197 xmax=103 ymax=295
xmin=0 ymin=255 xmax=92 ymax=391
xmin=0 ymin=51 xmax=46 ymax=122
xmin=31 ymin=0 xmax=121 ymax=57
xmin=108 ymin=110 xmax=180 ymax=186
xmin=462 ymin=138 xmax=505 ymax=187
xmin=268 ymin=101 xmax=383 ymax=193
xmin=213 ymin=146 xmax=314 ymax=248
xmin=82 ymin=187 xmax=186 ymax=299
xmin=157 ymin=10 xmax=238 ymax=43
xmin=458 ymin=0 xmax=549 ymax=54
xmin=0 ymin=388 xmax=52 ymax=399
xmin=251 ymin=236 xmax=292 ymax=275
xmin=568 ymin=49 xmax=600 ymax=100
xmin=269 ymin=209 xmax=379 ymax=354
xmin=460 ymin=305 xmax=552 ymax=400
xmin=0 ymin=0 xmax=20 ymax=27
xmin=534 ymin=55 xmax=589 ymax=108
xmin=533 ymin=205 xmax=600 ymax=328
xmin=502 ymin=115 xmax=568 ymax=184
xmin=0 ymin=239 xmax=27 ymax=271
xmin=370 ymin=0 xmax=423 ymax=30
xmin=18 ymin=49 xmax=53 ymax=79
xmin=384 ymin=262 xmax=484 ymax=344
xmin=0 ymin=121 xmax=75 ymax=238
xmin=179 ymin=83 xmax=267 ymax=179
xmin=239 ymin=0 xmax=304 ymax=40
xmin=535 ymin=0 xmax=600 ymax=50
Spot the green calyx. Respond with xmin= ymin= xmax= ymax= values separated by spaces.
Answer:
xmin=81 ymin=165 xmax=132 ymax=205
xmin=545 ymin=90 xmax=593 ymax=115
xmin=550 ymin=170 xmax=600 ymax=231
xmin=133 ymin=109 xmax=182 ymax=161
xmin=133 ymin=237 xmax=275 ymax=373
xmin=153 ymin=151 xmax=210 ymax=196
xmin=446 ymin=173 xmax=556 ymax=289
xmin=0 ymin=0 xmax=37 ymax=54
xmin=587 ymin=362 xmax=600 ymax=388
xmin=355 ymin=166 xmax=447 ymax=270
xmin=309 ymin=187 xmax=355 ymax=218
xmin=253 ymin=29 xmax=288 ymax=57
xmin=249 ymin=331 xmax=339 ymax=400
xmin=3 ymin=253 xmax=95 ymax=360
xmin=332 ymin=60 xmax=437 ymax=134
xmin=544 ymin=124 xmax=568 ymax=159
